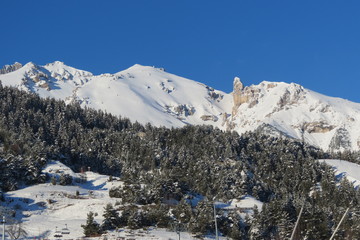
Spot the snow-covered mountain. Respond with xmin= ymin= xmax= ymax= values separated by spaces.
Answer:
xmin=1 ymin=61 xmax=360 ymax=152
xmin=0 ymin=61 xmax=232 ymax=129
xmin=231 ymin=79 xmax=360 ymax=152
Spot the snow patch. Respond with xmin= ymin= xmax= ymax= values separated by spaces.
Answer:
xmin=318 ymin=159 xmax=360 ymax=188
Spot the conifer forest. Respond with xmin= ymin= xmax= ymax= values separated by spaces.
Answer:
xmin=0 ymin=83 xmax=360 ymax=239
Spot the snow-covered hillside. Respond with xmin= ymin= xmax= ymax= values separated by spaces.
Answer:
xmin=3 ymin=160 xmax=359 ymax=239
xmin=76 ymin=64 xmax=232 ymax=129
xmin=319 ymin=159 xmax=360 ymax=188
xmin=1 ymin=161 xmax=245 ymax=240
xmin=0 ymin=62 xmax=232 ymax=129
xmin=1 ymin=61 xmax=360 ymax=151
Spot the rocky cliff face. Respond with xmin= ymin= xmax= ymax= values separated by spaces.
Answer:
xmin=232 ymin=77 xmax=262 ymax=116
xmin=302 ymin=121 xmax=335 ymax=134
xmin=232 ymin=77 xmax=244 ymax=108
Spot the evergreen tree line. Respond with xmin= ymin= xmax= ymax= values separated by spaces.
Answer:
xmin=0 ymin=83 xmax=359 ymax=239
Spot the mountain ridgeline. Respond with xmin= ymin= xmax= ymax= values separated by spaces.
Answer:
xmin=1 ymin=61 xmax=360 ymax=152
xmin=0 ymin=83 xmax=360 ymax=239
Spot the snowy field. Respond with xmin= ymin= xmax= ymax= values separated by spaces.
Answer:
xmin=1 ymin=161 xmax=238 ymax=239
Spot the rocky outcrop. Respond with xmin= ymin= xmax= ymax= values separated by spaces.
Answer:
xmin=329 ymin=128 xmax=351 ymax=151
xmin=276 ymin=84 xmax=306 ymax=111
xmin=266 ymin=83 xmax=277 ymax=89
xmin=165 ymin=104 xmax=195 ymax=117
xmin=0 ymin=62 xmax=22 ymax=74
xmin=51 ymin=70 xmax=74 ymax=81
xmin=23 ymin=67 xmax=52 ymax=90
xmin=255 ymin=123 xmax=293 ymax=139
xmin=200 ymin=115 xmax=218 ymax=122
xmin=220 ymin=112 xmax=235 ymax=131
xmin=174 ymin=104 xmax=195 ymax=116
xmin=206 ymin=86 xmax=223 ymax=101
xmin=39 ymin=82 xmax=50 ymax=90
xmin=160 ymin=81 xmax=175 ymax=93
xmin=233 ymin=77 xmax=244 ymax=109
xmin=232 ymin=77 xmax=261 ymax=116
xmin=302 ymin=121 xmax=336 ymax=133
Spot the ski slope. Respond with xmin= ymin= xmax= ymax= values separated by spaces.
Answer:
xmin=2 ymin=161 xmax=249 ymax=239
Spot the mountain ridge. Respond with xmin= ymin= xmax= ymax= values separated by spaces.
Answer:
xmin=1 ymin=61 xmax=359 ymax=152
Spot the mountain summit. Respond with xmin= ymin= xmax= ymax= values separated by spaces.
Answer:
xmin=230 ymin=79 xmax=360 ymax=151
xmin=1 ymin=61 xmax=359 ymax=151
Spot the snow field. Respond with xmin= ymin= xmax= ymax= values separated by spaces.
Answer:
xmin=2 ymin=161 xmax=248 ymax=239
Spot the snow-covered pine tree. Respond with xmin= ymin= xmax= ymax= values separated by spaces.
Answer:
xmin=81 ymin=211 xmax=101 ymax=237
xmin=101 ymin=203 xmax=120 ymax=231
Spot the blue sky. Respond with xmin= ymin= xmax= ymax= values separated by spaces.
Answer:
xmin=1 ymin=1 xmax=360 ymax=102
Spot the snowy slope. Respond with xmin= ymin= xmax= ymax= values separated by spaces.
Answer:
xmin=0 ymin=62 xmax=232 ymax=129
xmin=0 ymin=61 xmax=92 ymax=101
xmin=1 ymin=159 xmax=356 ymax=239
xmin=1 ymin=161 xmax=233 ymax=240
xmin=319 ymin=159 xmax=360 ymax=188
xmin=75 ymin=64 xmax=232 ymax=128
xmin=1 ymin=61 xmax=360 ymax=151
xmin=231 ymin=81 xmax=360 ymax=151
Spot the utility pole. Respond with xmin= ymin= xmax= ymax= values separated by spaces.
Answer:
xmin=290 ymin=204 xmax=304 ymax=240
xmin=329 ymin=207 xmax=350 ymax=240
xmin=2 ymin=216 xmax=5 ymax=240
xmin=213 ymin=203 xmax=218 ymax=240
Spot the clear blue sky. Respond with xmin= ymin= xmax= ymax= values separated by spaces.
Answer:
xmin=1 ymin=1 xmax=360 ymax=102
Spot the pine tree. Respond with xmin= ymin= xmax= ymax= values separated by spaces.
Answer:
xmin=189 ymin=200 xmax=214 ymax=234
xmin=81 ymin=211 xmax=101 ymax=237
xmin=173 ymin=199 xmax=192 ymax=223
xmin=101 ymin=203 xmax=120 ymax=231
